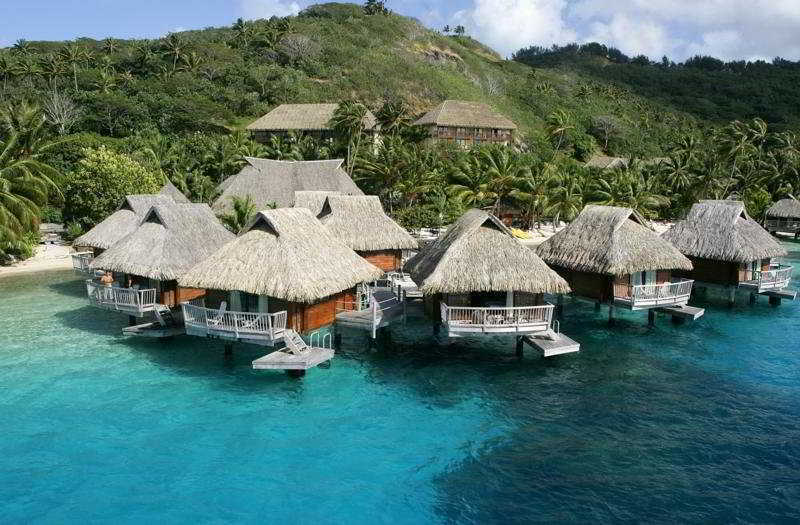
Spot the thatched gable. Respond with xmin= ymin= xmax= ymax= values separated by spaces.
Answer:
xmin=212 ymin=157 xmax=363 ymax=214
xmin=246 ymin=103 xmax=377 ymax=131
xmin=179 ymin=208 xmax=384 ymax=303
xmin=414 ymin=100 xmax=517 ymax=130
xmin=662 ymin=200 xmax=786 ymax=263
xmin=90 ymin=204 xmax=234 ymax=281
xmin=159 ymin=180 xmax=190 ymax=204
xmin=766 ymin=197 xmax=800 ymax=219
xmin=316 ymin=195 xmax=418 ymax=251
xmin=405 ymin=209 xmax=569 ymax=295
xmin=293 ymin=190 xmax=341 ymax=216
xmin=536 ymin=205 xmax=692 ymax=276
xmin=585 ymin=155 xmax=628 ymax=170
xmin=74 ymin=194 xmax=175 ymax=250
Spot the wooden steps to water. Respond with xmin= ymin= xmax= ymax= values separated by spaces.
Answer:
xmin=760 ymin=289 xmax=797 ymax=301
xmin=122 ymin=322 xmax=186 ymax=338
xmin=252 ymin=329 xmax=334 ymax=372
xmin=655 ymin=305 xmax=705 ymax=321
xmin=523 ymin=331 xmax=581 ymax=357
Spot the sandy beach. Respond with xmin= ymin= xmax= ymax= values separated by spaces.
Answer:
xmin=0 ymin=244 xmax=76 ymax=278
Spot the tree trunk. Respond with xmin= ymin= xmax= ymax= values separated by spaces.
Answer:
xmin=73 ymin=63 xmax=78 ymax=92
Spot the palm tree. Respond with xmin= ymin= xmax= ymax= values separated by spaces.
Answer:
xmin=0 ymin=55 xmax=15 ymax=92
xmin=375 ymin=100 xmax=410 ymax=135
xmin=15 ymin=59 xmax=40 ymax=88
xmin=179 ymin=51 xmax=204 ymax=73
xmin=162 ymin=34 xmax=187 ymax=72
xmin=545 ymin=174 xmax=583 ymax=228
xmin=38 ymin=54 xmax=65 ymax=91
xmin=59 ymin=42 xmax=90 ymax=91
xmin=11 ymin=39 xmax=31 ymax=56
xmin=546 ymin=109 xmax=574 ymax=159
xmin=220 ymin=195 xmax=256 ymax=234
xmin=330 ymin=100 xmax=369 ymax=177
xmin=478 ymin=146 xmax=531 ymax=215
xmin=93 ymin=70 xmax=118 ymax=93
xmin=102 ymin=38 xmax=120 ymax=55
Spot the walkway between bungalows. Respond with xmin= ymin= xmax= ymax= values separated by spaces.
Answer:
xmin=335 ymin=290 xmax=405 ymax=338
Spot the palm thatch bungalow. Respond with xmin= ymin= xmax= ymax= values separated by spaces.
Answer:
xmin=765 ymin=197 xmax=800 ymax=237
xmin=246 ymin=103 xmax=378 ymax=143
xmin=212 ymin=157 xmax=363 ymax=214
xmin=414 ymin=100 xmax=517 ymax=146
xmin=663 ymin=200 xmax=793 ymax=303
xmin=535 ymin=205 xmax=700 ymax=321
xmin=313 ymin=195 xmax=418 ymax=272
xmin=405 ymin=209 xmax=576 ymax=354
xmin=178 ymin=207 xmax=384 ymax=346
xmin=159 ymin=179 xmax=191 ymax=203
xmin=87 ymin=203 xmax=234 ymax=319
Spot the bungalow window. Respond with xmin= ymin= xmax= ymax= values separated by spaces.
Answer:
xmin=632 ymin=271 xmax=657 ymax=287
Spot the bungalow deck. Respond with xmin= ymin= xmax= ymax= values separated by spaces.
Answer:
xmin=523 ymin=331 xmax=580 ymax=357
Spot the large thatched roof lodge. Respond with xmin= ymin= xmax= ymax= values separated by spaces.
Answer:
xmin=87 ymin=203 xmax=234 ymax=320
xmin=663 ymin=200 xmax=793 ymax=304
xmin=178 ymin=207 xmax=384 ymax=347
xmin=313 ymin=195 xmax=418 ymax=272
xmin=405 ymin=209 xmax=578 ymax=354
xmin=536 ymin=205 xmax=701 ymax=322
xmin=765 ymin=197 xmax=800 ymax=236
xmin=246 ymin=103 xmax=378 ymax=144
xmin=413 ymin=100 xmax=517 ymax=147
xmin=212 ymin=157 xmax=363 ymax=214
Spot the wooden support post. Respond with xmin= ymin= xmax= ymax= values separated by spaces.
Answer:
xmin=556 ymin=294 xmax=564 ymax=319
xmin=287 ymin=369 xmax=305 ymax=379
xmin=672 ymin=315 xmax=686 ymax=324
xmin=594 ymin=301 xmax=601 ymax=312
xmin=433 ymin=323 xmax=440 ymax=336
xmin=769 ymin=295 xmax=782 ymax=306
xmin=515 ymin=336 xmax=524 ymax=358
xmin=224 ymin=343 xmax=233 ymax=356
xmin=749 ymin=292 xmax=757 ymax=305
xmin=608 ymin=304 xmax=615 ymax=326
xmin=334 ymin=331 xmax=342 ymax=347
xmin=727 ymin=287 xmax=736 ymax=307
xmin=128 ymin=315 xmax=137 ymax=327
xmin=647 ymin=309 xmax=655 ymax=327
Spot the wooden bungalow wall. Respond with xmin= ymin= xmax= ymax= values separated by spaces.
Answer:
xmin=674 ymin=257 xmax=771 ymax=286
xmin=359 ymin=249 xmax=402 ymax=272
xmin=423 ymin=125 xmax=513 ymax=146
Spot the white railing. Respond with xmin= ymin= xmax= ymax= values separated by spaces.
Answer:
xmin=614 ymin=278 xmax=694 ymax=309
xmin=181 ymin=303 xmax=287 ymax=342
xmin=71 ymin=252 xmax=93 ymax=273
xmin=307 ymin=330 xmax=333 ymax=349
xmin=765 ymin=218 xmax=800 ymax=232
xmin=741 ymin=264 xmax=793 ymax=292
xmin=86 ymin=280 xmax=158 ymax=314
xmin=440 ymin=303 xmax=554 ymax=334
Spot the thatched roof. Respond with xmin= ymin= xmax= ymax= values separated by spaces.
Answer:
xmin=74 ymin=195 xmax=174 ymax=250
xmin=536 ymin=205 xmax=693 ymax=276
xmin=766 ymin=197 xmax=800 ymax=219
xmin=585 ymin=155 xmax=628 ymax=169
xmin=179 ymin=208 xmax=384 ymax=303
xmin=159 ymin=180 xmax=190 ymax=204
xmin=316 ymin=195 xmax=418 ymax=251
xmin=662 ymin=200 xmax=786 ymax=263
xmin=212 ymin=157 xmax=363 ymax=213
xmin=405 ymin=209 xmax=569 ymax=295
xmin=293 ymin=190 xmax=341 ymax=216
xmin=90 ymin=204 xmax=235 ymax=281
xmin=413 ymin=100 xmax=517 ymax=130
xmin=246 ymin=103 xmax=377 ymax=131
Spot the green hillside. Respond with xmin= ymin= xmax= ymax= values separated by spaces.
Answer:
xmin=1 ymin=2 xmax=698 ymax=158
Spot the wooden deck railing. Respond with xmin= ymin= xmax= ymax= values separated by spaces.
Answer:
xmin=71 ymin=252 xmax=93 ymax=273
xmin=614 ymin=279 xmax=694 ymax=309
xmin=741 ymin=264 xmax=793 ymax=292
xmin=86 ymin=280 xmax=158 ymax=314
xmin=765 ymin=218 xmax=800 ymax=232
xmin=440 ymin=303 xmax=554 ymax=334
xmin=181 ymin=303 xmax=287 ymax=341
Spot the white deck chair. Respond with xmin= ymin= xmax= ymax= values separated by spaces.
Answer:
xmin=207 ymin=302 xmax=227 ymax=327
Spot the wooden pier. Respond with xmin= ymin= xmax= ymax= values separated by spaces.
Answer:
xmin=655 ymin=304 xmax=705 ymax=321
xmin=252 ymin=347 xmax=334 ymax=370
xmin=522 ymin=331 xmax=580 ymax=357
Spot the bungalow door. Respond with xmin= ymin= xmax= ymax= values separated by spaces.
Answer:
xmin=632 ymin=271 xmax=657 ymax=297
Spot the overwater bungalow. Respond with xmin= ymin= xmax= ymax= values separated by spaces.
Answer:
xmin=404 ymin=209 xmax=578 ymax=356
xmin=86 ymin=203 xmax=234 ymax=331
xmin=293 ymin=190 xmax=341 ymax=216
xmin=178 ymin=207 xmax=384 ymax=349
xmin=535 ymin=205 xmax=702 ymax=324
xmin=765 ymin=197 xmax=800 ymax=237
xmin=662 ymin=200 xmax=794 ymax=305
xmin=313 ymin=195 xmax=418 ymax=272
xmin=212 ymin=157 xmax=362 ymax=214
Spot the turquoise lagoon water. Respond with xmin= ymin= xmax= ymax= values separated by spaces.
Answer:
xmin=2 ymin=241 xmax=800 ymax=524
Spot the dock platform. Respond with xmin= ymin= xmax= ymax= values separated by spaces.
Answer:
xmin=523 ymin=332 xmax=580 ymax=357
xmin=761 ymin=289 xmax=797 ymax=301
xmin=252 ymin=347 xmax=334 ymax=370
xmin=655 ymin=305 xmax=705 ymax=321
xmin=122 ymin=322 xmax=186 ymax=338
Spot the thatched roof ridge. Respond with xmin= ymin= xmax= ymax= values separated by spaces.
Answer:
xmin=90 ymin=203 xmax=234 ymax=281
xmin=536 ymin=205 xmax=693 ymax=276
xmin=585 ymin=155 xmax=628 ymax=169
xmin=293 ymin=190 xmax=341 ymax=216
xmin=159 ymin=180 xmax=190 ymax=203
xmin=316 ymin=195 xmax=418 ymax=251
xmin=212 ymin=157 xmax=363 ymax=213
xmin=662 ymin=200 xmax=786 ymax=263
xmin=179 ymin=208 xmax=384 ymax=302
xmin=246 ymin=103 xmax=377 ymax=131
xmin=74 ymin=194 xmax=174 ymax=250
xmin=405 ymin=209 xmax=569 ymax=295
xmin=414 ymin=100 xmax=517 ymax=130
xmin=766 ymin=197 xmax=800 ymax=219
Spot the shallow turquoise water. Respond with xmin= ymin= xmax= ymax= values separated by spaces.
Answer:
xmin=2 ymin=241 xmax=800 ymax=524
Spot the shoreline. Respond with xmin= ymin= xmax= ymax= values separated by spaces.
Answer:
xmin=0 ymin=244 xmax=75 ymax=278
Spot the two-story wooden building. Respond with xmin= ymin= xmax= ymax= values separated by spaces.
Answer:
xmin=246 ymin=103 xmax=377 ymax=144
xmin=413 ymin=100 xmax=517 ymax=146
